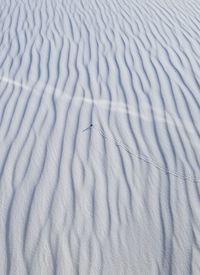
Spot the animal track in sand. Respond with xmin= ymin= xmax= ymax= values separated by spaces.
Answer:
xmin=83 ymin=124 xmax=200 ymax=183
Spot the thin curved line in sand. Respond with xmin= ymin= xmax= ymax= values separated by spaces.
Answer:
xmin=0 ymin=75 xmax=198 ymax=137
xmin=86 ymin=124 xmax=200 ymax=183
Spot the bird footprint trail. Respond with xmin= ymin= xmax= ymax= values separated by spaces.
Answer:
xmin=87 ymin=124 xmax=200 ymax=183
xmin=0 ymin=0 xmax=200 ymax=274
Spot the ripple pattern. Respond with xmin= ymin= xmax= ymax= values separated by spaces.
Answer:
xmin=0 ymin=0 xmax=200 ymax=274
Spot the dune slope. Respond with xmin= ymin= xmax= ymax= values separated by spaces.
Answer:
xmin=0 ymin=0 xmax=200 ymax=274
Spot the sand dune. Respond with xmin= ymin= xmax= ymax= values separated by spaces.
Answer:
xmin=0 ymin=0 xmax=200 ymax=274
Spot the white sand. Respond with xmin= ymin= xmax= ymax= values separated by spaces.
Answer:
xmin=0 ymin=0 xmax=200 ymax=274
